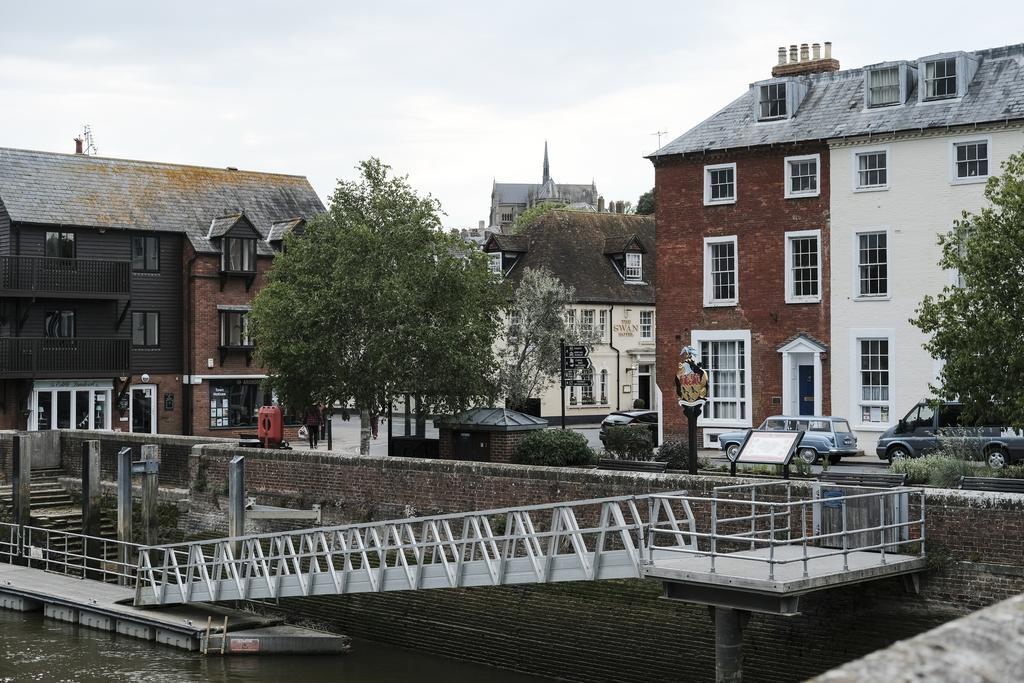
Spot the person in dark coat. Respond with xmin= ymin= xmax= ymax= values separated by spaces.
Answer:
xmin=304 ymin=407 xmax=322 ymax=449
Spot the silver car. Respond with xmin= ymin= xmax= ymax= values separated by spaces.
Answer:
xmin=718 ymin=415 xmax=858 ymax=465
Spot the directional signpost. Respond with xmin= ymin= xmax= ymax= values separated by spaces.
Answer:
xmin=560 ymin=341 xmax=592 ymax=429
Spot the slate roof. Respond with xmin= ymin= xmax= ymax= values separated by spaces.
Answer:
xmin=0 ymin=147 xmax=325 ymax=254
xmin=207 ymin=213 xmax=247 ymax=239
xmin=488 ymin=210 xmax=655 ymax=305
xmin=433 ymin=407 xmax=548 ymax=432
xmin=493 ymin=181 xmax=597 ymax=206
xmin=267 ymin=218 xmax=305 ymax=243
xmin=651 ymin=44 xmax=1024 ymax=158
xmin=489 ymin=233 xmax=528 ymax=252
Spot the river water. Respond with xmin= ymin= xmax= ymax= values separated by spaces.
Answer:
xmin=0 ymin=609 xmax=547 ymax=683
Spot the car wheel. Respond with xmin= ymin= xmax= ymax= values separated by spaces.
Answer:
xmin=726 ymin=443 xmax=740 ymax=461
xmin=887 ymin=445 xmax=910 ymax=464
xmin=798 ymin=447 xmax=818 ymax=465
xmin=986 ymin=447 xmax=1008 ymax=469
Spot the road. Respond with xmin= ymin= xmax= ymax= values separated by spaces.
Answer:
xmin=316 ymin=420 xmax=892 ymax=475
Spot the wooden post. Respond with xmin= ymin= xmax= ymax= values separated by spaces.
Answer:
xmin=81 ymin=440 xmax=101 ymax=578
xmin=684 ymin=405 xmax=702 ymax=475
xmin=140 ymin=444 xmax=160 ymax=547
xmin=11 ymin=435 xmax=31 ymax=529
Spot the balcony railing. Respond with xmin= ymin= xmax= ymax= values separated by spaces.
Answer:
xmin=0 ymin=337 xmax=131 ymax=378
xmin=0 ymin=256 xmax=131 ymax=299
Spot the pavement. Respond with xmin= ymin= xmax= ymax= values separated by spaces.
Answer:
xmin=304 ymin=419 xmax=890 ymax=474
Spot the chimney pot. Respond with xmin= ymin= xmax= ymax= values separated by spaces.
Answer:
xmin=800 ymin=43 xmax=809 ymax=62
xmin=74 ymin=137 xmax=83 ymax=155
xmin=789 ymin=45 xmax=798 ymax=63
xmin=824 ymin=41 xmax=832 ymax=59
xmin=812 ymin=43 xmax=821 ymax=60
xmin=777 ymin=47 xmax=787 ymax=66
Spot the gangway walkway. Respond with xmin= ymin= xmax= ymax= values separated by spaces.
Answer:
xmin=130 ymin=482 xmax=927 ymax=612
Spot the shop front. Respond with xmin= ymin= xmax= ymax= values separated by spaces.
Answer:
xmin=30 ymin=380 xmax=113 ymax=431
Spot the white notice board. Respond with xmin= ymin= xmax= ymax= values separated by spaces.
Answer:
xmin=734 ymin=430 xmax=802 ymax=465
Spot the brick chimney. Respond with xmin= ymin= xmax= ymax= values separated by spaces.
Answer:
xmin=771 ymin=41 xmax=840 ymax=77
xmin=74 ymin=137 xmax=84 ymax=154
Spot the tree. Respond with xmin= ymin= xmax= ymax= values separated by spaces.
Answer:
xmin=512 ymin=202 xmax=566 ymax=233
xmin=636 ymin=187 xmax=655 ymax=215
xmin=912 ymin=152 xmax=1024 ymax=427
xmin=499 ymin=267 xmax=599 ymax=411
xmin=250 ymin=158 xmax=505 ymax=453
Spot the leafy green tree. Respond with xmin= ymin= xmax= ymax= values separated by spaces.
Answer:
xmin=499 ymin=267 xmax=599 ymax=411
xmin=251 ymin=158 xmax=505 ymax=453
xmin=511 ymin=202 xmax=566 ymax=233
xmin=913 ymin=152 xmax=1024 ymax=427
xmin=636 ymin=187 xmax=655 ymax=215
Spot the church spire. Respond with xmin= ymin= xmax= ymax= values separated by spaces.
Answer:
xmin=542 ymin=140 xmax=550 ymax=184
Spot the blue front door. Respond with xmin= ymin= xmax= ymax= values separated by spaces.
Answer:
xmin=798 ymin=365 xmax=814 ymax=415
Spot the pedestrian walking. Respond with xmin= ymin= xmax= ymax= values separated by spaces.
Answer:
xmin=305 ymin=406 xmax=322 ymax=449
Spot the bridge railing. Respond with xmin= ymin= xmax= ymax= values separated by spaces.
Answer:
xmin=646 ymin=483 xmax=927 ymax=580
xmin=133 ymin=490 xmax=700 ymax=606
xmin=0 ymin=522 xmax=144 ymax=586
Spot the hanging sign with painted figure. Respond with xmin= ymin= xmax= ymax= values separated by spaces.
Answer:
xmin=675 ymin=345 xmax=709 ymax=407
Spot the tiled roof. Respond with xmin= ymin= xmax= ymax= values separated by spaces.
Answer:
xmin=489 ymin=233 xmax=528 ymax=252
xmin=207 ymin=213 xmax=246 ymax=239
xmin=433 ymin=407 xmax=548 ymax=432
xmin=0 ymin=147 xmax=325 ymax=254
xmin=492 ymin=210 xmax=655 ymax=305
xmin=267 ymin=218 xmax=305 ymax=243
xmin=651 ymin=44 xmax=1024 ymax=158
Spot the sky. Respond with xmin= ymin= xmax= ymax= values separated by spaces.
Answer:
xmin=2 ymin=1 xmax=1023 ymax=228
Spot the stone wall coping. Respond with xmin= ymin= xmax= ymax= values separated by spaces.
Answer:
xmin=61 ymin=429 xmax=233 ymax=446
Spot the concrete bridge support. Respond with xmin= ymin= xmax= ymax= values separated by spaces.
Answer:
xmin=713 ymin=607 xmax=750 ymax=683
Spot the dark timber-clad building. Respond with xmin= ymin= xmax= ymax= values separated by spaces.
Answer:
xmin=0 ymin=146 xmax=323 ymax=436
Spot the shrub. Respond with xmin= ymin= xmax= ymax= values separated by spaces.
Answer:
xmin=602 ymin=425 xmax=654 ymax=461
xmin=632 ymin=399 xmax=647 ymax=409
xmin=999 ymin=465 xmax=1024 ymax=479
xmin=657 ymin=440 xmax=689 ymax=469
xmin=514 ymin=429 xmax=597 ymax=467
xmin=889 ymin=454 xmax=978 ymax=487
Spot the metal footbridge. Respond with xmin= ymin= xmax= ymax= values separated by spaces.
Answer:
xmin=125 ymin=481 xmax=927 ymax=614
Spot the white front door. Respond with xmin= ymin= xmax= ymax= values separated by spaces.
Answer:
xmin=130 ymin=384 xmax=157 ymax=434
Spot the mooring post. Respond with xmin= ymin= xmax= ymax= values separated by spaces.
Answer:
xmin=228 ymin=455 xmax=245 ymax=559
xmin=12 ymin=435 xmax=31 ymax=530
xmin=82 ymin=440 xmax=101 ymax=578
xmin=140 ymin=445 xmax=160 ymax=547
xmin=117 ymin=446 xmax=133 ymax=580
xmin=713 ymin=607 xmax=750 ymax=683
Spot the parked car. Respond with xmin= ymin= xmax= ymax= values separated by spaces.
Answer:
xmin=717 ymin=415 xmax=858 ymax=465
xmin=876 ymin=400 xmax=1014 ymax=467
xmin=599 ymin=410 xmax=659 ymax=447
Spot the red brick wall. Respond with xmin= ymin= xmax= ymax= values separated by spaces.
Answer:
xmin=186 ymin=248 xmax=275 ymax=437
xmin=437 ymin=429 xmax=525 ymax=463
xmin=654 ymin=146 xmax=831 ymax=441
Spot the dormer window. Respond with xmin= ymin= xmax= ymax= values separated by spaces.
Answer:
xmin=867 ymin=67 xmax=900 ymax=106
xmin=625 ymin=253 xmax=642 ymax=281
xmin=924 ymin=58 xmax=957 ymax=100
xmin=489 ymin=251 xmax=503 ymax=275
xmin=223 ymin=237 xmax=256 ymax=272
xmin=759 ymin=83 xmax=787 ymax=119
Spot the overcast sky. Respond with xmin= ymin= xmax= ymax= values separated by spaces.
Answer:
xmin=2 ymin=1 xmax=1022 ymax=228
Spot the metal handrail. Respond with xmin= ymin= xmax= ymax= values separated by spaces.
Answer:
xmin=0 ymin=522 xmax=145 ymax=586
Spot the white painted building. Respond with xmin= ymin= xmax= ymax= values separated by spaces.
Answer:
xmin=820 ymin=43 xmax=1024 ymax=455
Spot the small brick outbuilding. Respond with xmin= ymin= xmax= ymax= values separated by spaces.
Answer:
xmin=434 ymin=408 xmax=547 ymax=463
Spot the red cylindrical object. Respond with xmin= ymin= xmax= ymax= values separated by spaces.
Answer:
xmin=258 ymin=405 xmax=284 ymax=448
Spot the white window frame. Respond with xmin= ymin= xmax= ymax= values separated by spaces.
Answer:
xmin=581 ymin=309 xmax=595 ymax=337
xmin=849 ymin=329 xmax=895 ymax=432
xmin=852 ymin=228 xmax=891 ymax=302
xmin=624 ymin=252 xmax=643 ymax=281
xmin=921 ymin=57 xmax=958 ymax=101
xmin=599 ymin=368 xmax=608 ymax=404
xmin=703 ymin=235 xmax=738 ymax=307
xmin=598 ymin=310 xmax=608 ymax=339
xmin=852 ymin=146 xmax=890 ymax=192
xmin=639 ymin=310 xmax=654 ymax=342
xmin=758 ymin=82 xmax=788 ymax=120
xmin=488 ymin=251 xmax=503 ymax=275
xmin=783 ymin=154 xmax=820 ymax=199
xmin=784 ymin=229 xmax=822 ymax=304
xmin=565 ymin=308 xmax=576 ymax=333
xmin=865 ymin=65 xmax=902 ymax=108
xmin=703 ymin=163 xmax=737 ymax=206
xmin=692 ymin=329 xmax=752 ymax=428
xmin=949 ymin=136 xmax=991 ymax=186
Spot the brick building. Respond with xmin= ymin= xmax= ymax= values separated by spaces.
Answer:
xmin=0 ymin=146 xmax=323 ymax=437
xmin=649 ymin=43 xmax=837 ymax=446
